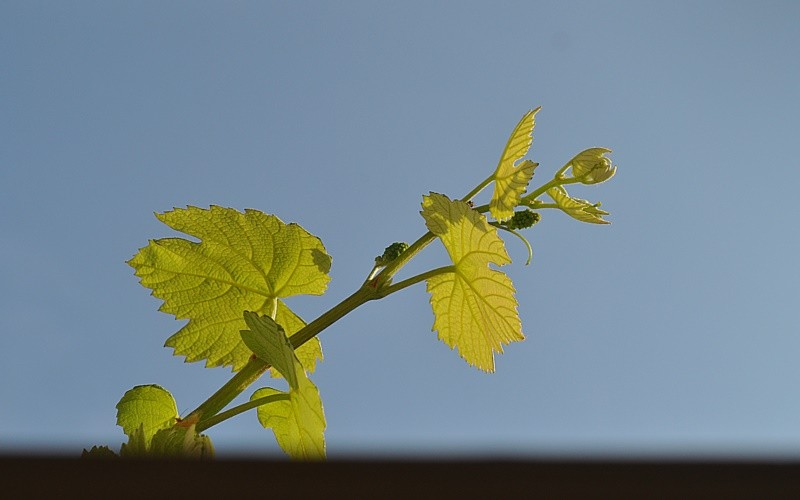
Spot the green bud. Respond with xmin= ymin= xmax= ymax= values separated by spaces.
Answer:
xmin=505 ymin=210 xmax=540 ymax=230
xmin=570 ymin=148 xmax=617 ymax=185
xmin=375 ymin=242 xmax=409 ymax=266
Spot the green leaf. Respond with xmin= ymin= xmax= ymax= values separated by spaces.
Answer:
xmin=421 ymin=192 xmax=524 ymax=372
xmin=568 ymin=147 xmax=616 ymax=184
xmin=268 ymin=302 xmax=322 ymax=379
xmin=119 ymin=425 xmax=148 ymax=457
xmin=243 ymin=312 xmax=326 ymax=459
xmin=241 ymin=312 xmax=298 ymax=388
xmin=547 ymin=185 xmax=611 ymax=224
xmin=149 ymin=425 xmax=214 ymax=459
xmin=490 ymin=108 xmax=540 ymax=222
xmin=128 ymin=205 xmax=331 ymax=371
xmin=251 ymin=386 xmax=325 ymax=460
xmin=115 ymin=385 xmax=179 ymax=447
xmin=118 ymin=423 xmax=214 ymax=458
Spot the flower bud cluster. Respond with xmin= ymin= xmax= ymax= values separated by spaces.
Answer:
xmin=375 ymin=242 xmax=409 ymax=266
xmin=505 ymin=210 xmax=540 ymax=230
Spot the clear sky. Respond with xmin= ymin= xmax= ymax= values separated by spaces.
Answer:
xmin=2 ymin=1 xmax=799 ymax=458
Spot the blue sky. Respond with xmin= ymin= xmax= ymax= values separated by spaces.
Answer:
xmin=2 ymin=1 xmax=799 ymax=458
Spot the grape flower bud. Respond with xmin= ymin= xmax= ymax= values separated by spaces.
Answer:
xmin=505 ymin=210 xmax=540 ymax=230
xmin=375 ymin=242 xmax=409 ymax=266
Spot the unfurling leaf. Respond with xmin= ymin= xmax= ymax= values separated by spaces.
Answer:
xmin=119 ymin=423 xmax=214 ymax=458
xmin=115 ymin=385 xmax=178 ymax=447
xmin=490 ymin=108 xmax=540 ymax=222
xmin=242 ymin=312 xmax=326 ymax=459
xmin=240 ymin=312 xmax=298 ymax=388
xmin=568 ymin=148 xmax=616 ymax=185
xmin=547 ymin=186 xmax=611 ymax=224
xmin=128 ymin=206 xmax=330 ymax=371
xmin=267 ymin=303 xmax=323 ymax=379
xmin=149 ymin=425 xmax=214 ymax=459
xmin=119 ymin=425 xmax=148 ymax=457
xmin=421 ymin=192 xmax=524 ymax=372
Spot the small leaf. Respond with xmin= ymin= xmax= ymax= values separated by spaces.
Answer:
xmin=490 ymin=108 xmax=540 ymax=222
xmin=149 ymin=425 xmax=214 ymax=459
xmin=547 ymin=186 xmax=611 ymax=224
xmin=568 ymin=147 xmax=616 ymax=184
xmin=268 ymin=302 xmax=323 ymax=379
xmin=251 ymin=386 xmax=325 ymax=460
xmin=241 ymin=312 xmax=298 ymax=389
xmin=115 ymin=385 xmax=179 ymax=447
xmin=421 ymin=193 xmax=524 ymax=372
xmin=119 ymin=425 xmax=148 ymax=457
xmin=243 ymin=312 xmax=326 ymax=459
xmin=128 ymin=206 xmax=331 ymax=371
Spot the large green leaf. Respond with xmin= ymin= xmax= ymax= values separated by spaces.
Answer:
xmin=115 ymin=385 xmax=178 ymax=447
xmin=421 ymin=193 xmax=524 ymax=372
xmin=128 ymin=206 xmax=330 ymax=371
xmin=489 ymin=108 xmax=540 ymax=222
xmin=243 ymin=312 xmax=326 ymax=460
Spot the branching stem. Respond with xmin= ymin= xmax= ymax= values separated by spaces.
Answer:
xmin=377 ymin=266 xmax=455 ymax=297
xmin=196 ymin=393 xmax=289 ymax=432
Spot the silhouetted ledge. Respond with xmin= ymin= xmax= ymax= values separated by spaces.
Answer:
xmin=5 ymin=457 xmax=800 ymax=498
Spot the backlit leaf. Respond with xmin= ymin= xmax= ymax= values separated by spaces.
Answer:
xmin=490 ymin=108 xmax=540 ymax=221
xmin=241 ymin=312 xmax=298 ymax=388
xmin=149 ymin=425 xmax=214 ymax=459
xmin=268 ymin=302 xmax=322 ymax=379
xmin=243 ymin=312 xmax=326 ymax=460
xmin=115 ymin=385 xmax=178 ymax=448
xmin=421 ymin=193 xmax=524 ymax=372
xmin=547 ymin=185 xmax=611 ymax=224
xmin=128 ymin=206 xmax=331 ymax=371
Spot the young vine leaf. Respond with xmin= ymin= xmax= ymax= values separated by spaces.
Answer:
xmin=547 ymin=185 xmax=611 ymax=224
xmin=489 ymin=107 xmax=540 ymax=222
xmin=115 ymin=385 xmax=179 ymax=448
xmin=127 ymin=206 xmax=330 ymax=372
xmin=421 ymin=192 xmax=524 ymax=372
xmin=148 ymin=425 xmax=214 ymax=458
xmin=568 ymin=147 xmax=616 ymax=185
xmin=241 ymin=312 xmax=326 ymax=460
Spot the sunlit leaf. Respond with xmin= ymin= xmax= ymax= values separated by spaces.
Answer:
xmin=115 ymin=385 xmax=178 ymax=447
xmin=128 ymin=205 xmax=331 ymax=371
xmin=490 ymin=108 xmax=540 ymax=221
xmin=421 ymin=192 xmax=524 ymax=372
xmin=568 ymin=147 xmax=616 ymax=184
xmin=268 ymin=302 xmax=322 ymax=379
xmin=119 ymin=425 xmax=148 ymax=457
xmin=547 ymin=186 xmax=611 ymax=224
xmin=241 ymin=312 xmax=298 ymax=388
xmin=243 ymin=312 xmax=326 ymax=459
xmin=148 ymin=425 xmax=214 ymax=459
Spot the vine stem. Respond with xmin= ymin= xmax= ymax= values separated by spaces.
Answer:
xmin=461 ymin=173 xmax=495 ymax=202
xmin=178 ymin=356 xmax=271 ymax=427
xmin=377 ymin=266 xmax=455 ymax=297
xmin=180 ymin=172 xmax=504 ymax=428
xmin=182 ymin=285 xmax=378 ymax=425
xmin=195 ymin=393 xmax=289 ymax=433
